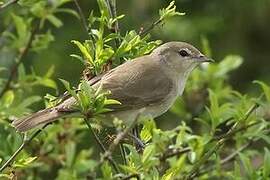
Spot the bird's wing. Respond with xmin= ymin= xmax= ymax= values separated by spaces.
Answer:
xmin=100 ymin=56 xmax=174 ymax=111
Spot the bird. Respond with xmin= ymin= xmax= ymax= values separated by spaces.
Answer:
xmin=12 ymin=41 xmax=213 ymax=132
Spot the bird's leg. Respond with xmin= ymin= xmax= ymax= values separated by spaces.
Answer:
xmin=130 ymin=125 xmax=145 ymax=152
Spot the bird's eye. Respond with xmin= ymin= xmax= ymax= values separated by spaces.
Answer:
xmin=178 ymin=49 xmax=189 ymax=57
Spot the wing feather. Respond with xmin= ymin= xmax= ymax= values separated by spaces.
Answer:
xmin=100 ymin=56 xmax=174 ymax=111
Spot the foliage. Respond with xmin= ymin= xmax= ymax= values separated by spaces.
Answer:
xmin=0 ymin=0 xmax=270 ymax=179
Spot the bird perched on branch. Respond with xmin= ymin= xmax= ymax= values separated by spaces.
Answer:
xmin=12 ymin=41 xmax=213 ymax=132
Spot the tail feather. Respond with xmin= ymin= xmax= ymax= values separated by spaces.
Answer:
xmin=12 ymin=108 xmax=63 ymax=132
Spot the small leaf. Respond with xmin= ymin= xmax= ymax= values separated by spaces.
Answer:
xmin=263 ymin=148 xmax=270 ymax=178
xmin=101 ymin=161 xmax=113 ymax=179
xmin=142 ymin=144 xmax=155 ymax=164
xmin=104 ymin=99 xmax=121 ymax=105
xmin=2 ymin=90 xmax=14 ymax=107
xmin=71 ymin=40 xmax=94 ymax=66
xmin=47 ymin=15 xmax=63 ymax=28
xmin=253 ymin=80 xmax=270 ymax=102
xmin=59 ymin=79 xmax=78 ymax=101
xmin=216 ymin=55 xmax=243 ymax=77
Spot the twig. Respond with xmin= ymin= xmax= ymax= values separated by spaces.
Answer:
xmin=197 ymin=141 xmax=251 ymax=177
xmin=159 ymin=147 xmax=191 ymax=161
xmin=0 ymin=25 xmax=38 ymax=98
xmin=221 ymin=142 xmax=251 ymax=164
xmin=121 ymin=173 xmax=140 ymax=180
xmin=120 ymin=143 xmax=127 ymax=165
xmin=73 ymin=0 xmax=88 ymax=33
xmin=105 ymin=0 xmax=120 ymax=47
xmin=83 ymin=117 xmax=120 ymax=173
xmin=139 ymin=18 xmax=162 ymax=36
xmin=0 ymin=123 xmax=49 ymax=172
xmin=0 ymin=0 xmax=18 ymax=10
xmin=184 ymin=101 xmax=260 ymax=180
xmin=83 ymin=118 xmax=106 ymax=152
xmin=213 ymin=102 xmax=260 ymax=141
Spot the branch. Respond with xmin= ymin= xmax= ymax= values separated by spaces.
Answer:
xmin=73 ymin=0 xmax=88 ymax=33
xmin=0 ymin=123 xmax=49 ymax=172
xmin=105 ymin=0 xmax=120 ymax=47
xmin=139 ymin=18 xmax=162 ymax=36
xmin=0 ymin=0 xmax=18 ymax=10
xmin=121 ymin=173 xmax=140 ymax=180
xmin=83 ymin=117 xmax=120 ymax=173
xmin=0 ymin=25 xmax=38 ymax=98
xmin=184 ymin=101 xmax=260 ymax=180
xmin=197 ymin=141 xmax=251 ymax=177
xmin=159 ymin=147 xmax=191 ymax=161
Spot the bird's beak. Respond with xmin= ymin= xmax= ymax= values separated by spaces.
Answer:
xmin=197 ymin=55 xmax=215 ymax=63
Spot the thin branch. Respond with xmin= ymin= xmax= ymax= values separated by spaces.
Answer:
xmin=139 ymin=18 xmax=162 ymax=36
xmin=121 ymin=173 xmax=140 ymax=180
xmin=0 ymin=25 xmax=38 ymax=98
xmin=105 ymin=0 xmax=120 ymax=47
xmin=220 ymin=142 xmax=251 ymax=164
xmin=73 ymin=0 xmax=88 ymax=33
xmin=120 ymin=143 xmax=127 ymax=165
xmin=0 ymin=123 xmax=49 ymax=172
xmin=184 ymin=101 xmax=260 ymax=180
xmin=0 ymin=0 xmax=18 ymax=10
xmin=159 ymin=147 xmax=191 ymax=161
xmin=83 ymin=117 xmax=120 ymax=173
xmin=83 ymin=118 xmax=106 ymax=152
xmin=196 ymin=141 xmax=251 ymax=177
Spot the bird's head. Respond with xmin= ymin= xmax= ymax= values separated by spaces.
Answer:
xmin=151 ymin=41 xmax=214 ymax=75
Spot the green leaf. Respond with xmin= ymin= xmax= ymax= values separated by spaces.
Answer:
xmin=59 ymin=79 xmax=78 ymax=102
xmin=140 ymin=119 xmax=156 ymax=142
xmin=2 ymin=90 xmax=14 ymax=107
xmin=18 ymin=0 xmax=40 ymax=7
xmin=47 ymin=15 xmax=63 ymax=28
xmin=65 ymin=142 xmax=76 ymax=168
xmin=101 ymin=161 xmax=113 ymax=180
xmin=71 ymin=40 xmax=94 ymax=66
xmin=201 ymin=35 xmax=212 ymax=57
xmin=13 ymin=156 xmax=37 ymax=168
xmin=19 ymin=96 xmax=41 ymax=109
xmin=55 ymin=8 xmax=80 ymax=19
xmin=39 ymin=78 xmax=57 ymax=89
xmin=263 ymin=148 xmax=270 ymax=178
xmin=216 ymin=55 xmax=243 ymax=77
xmin=11 ymin=14 xmax=28 ymax=42
xmin=142 ymin=144 xmax=155 ymax=164
xmin=159 ymin=1 xmax=185 ymax=21
xmin=32 ymin=30 xmax=55 ymax=52
xmin=253 ymin=80 xmax=270 ymax=102
xmin=239 ymin=153 xmax=253 ymax=178
xmin=104 ymin=99 xmax=121 ymax=105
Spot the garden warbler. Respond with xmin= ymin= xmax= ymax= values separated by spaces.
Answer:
xmin=12 ymin=41 xmax=213 ymax=132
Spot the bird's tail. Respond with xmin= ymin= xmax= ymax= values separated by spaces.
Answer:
xmin=12 ymin=108 xmax=66 ymax=132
